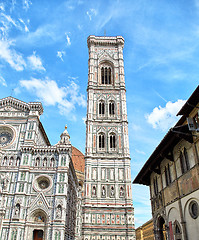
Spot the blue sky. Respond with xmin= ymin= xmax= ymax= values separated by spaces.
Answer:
xmin=0 ymin=0 xmax=199 ymax=227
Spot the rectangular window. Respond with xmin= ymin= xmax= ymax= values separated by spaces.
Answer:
xmin=19 ymin=183 xmax=24 ymax=192
xmin=59 ymin=173 xmax=65 ymax=182
xmin=23 ymin=155 xmax=29 ymax=165
xmin=59 ymin=184 xmax=64 ymax=193
xmin=20 ymin=172 xmax=26 ymax=181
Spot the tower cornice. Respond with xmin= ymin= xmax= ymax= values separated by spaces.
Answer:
xmin=87 ymin=35 xmax=124 ymax=48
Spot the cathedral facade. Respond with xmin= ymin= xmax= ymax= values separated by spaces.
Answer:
xmin=0 ymin=36 xmax=135 ymax=240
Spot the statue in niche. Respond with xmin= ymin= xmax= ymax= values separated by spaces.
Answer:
xmin=110 ymin=186 xmax=114 ymax=197
xmin=56 ymin=205 xmax=62 ymax=219
xmin=14 ymin=203 xmax=20 ymax=217
xmin=0 ymin=174 xmax=9 ymax=191
xmin=120 ymin=186 xmax=124 ymax=197
xmin=92 ymin=186 xmax=96 ymax=196
xmin=102 ymin=186 xmax=106 ymax=197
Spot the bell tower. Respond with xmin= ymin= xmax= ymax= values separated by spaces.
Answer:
xmin=82 ymin=36 xmax=135 ymax=240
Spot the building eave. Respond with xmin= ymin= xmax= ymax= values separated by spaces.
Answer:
xmin=133 ymin=123 xmax=192 ymax=186
xmin=177 ymin=85 xmax=199 ymax=116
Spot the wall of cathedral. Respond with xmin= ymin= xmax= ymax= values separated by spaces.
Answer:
xmin=0 ymin=97 xmax=80 ymax=240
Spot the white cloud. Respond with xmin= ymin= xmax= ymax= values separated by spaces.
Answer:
xmin=0 ymin=40 xmax=26 ymax=71
xmin=18 ymin=78 xmax=86 ymax=120
xmin=57 ymin=51 xmax=65 ymax=61
xmin=1 ymin=13 xmax=18 ymax=28
xmin=19 ymin=18 xmax=29 ymax=32
xmin=0 ymin=75 xmax=7 ymax=87
xmin=23 ymin=0 xmax=32 ymax=11
xmin=86 ymin=8 xmax=97 ymax=21
xmin=82 ymin=117 xmax=86 ymax=124
xmin=27 ymin=51 xmax=45 ymax=71
xmin=0 ymin=3 xmax=5 ymax=11
xmin=145 ymin=99 xmax=186 ymax=132
xmin=68 ymin=76 xmax=78 ymax=80
xmin=135 ymin=149 xmax=146 ymax=155
xmin=65 ymin=33 xmax=71 ymax=46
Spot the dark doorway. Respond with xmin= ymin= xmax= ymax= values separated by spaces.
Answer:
xmin=33 ymin=230 xmax=43 ymax=240
xmin=158 ymin=217 xmax=167 ymax=240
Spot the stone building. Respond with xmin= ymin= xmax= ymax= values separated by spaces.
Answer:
xmin=135 ymin=219 xmax=155 ymax=240
xmin=0 ymin=97 xmax=84 ymax=240
xmin=134 ymin=85 xmax=199 ymax=240
xmin=82 ymin=36 xmax=135 ymax=240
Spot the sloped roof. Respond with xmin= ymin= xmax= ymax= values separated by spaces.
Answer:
xmin=177 ymin=85 xmax=199 ymax=116
xmin=72 ymin=146 xmax=85 ymax=173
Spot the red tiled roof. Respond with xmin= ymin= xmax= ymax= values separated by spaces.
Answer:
xmin=72 ymin=146 xmax=85 ymax=173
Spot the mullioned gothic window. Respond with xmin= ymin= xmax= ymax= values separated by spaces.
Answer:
xmin=99 ymin=133 xmax=105 ymax=150
xmin=99 ymin=101 xmax=105 ymax=116
xmin=180 ymin=148 xmax=190 ymax=174
xmin=165 ymin=164 xmax=172 ymax=186
xmin=153 ymin=176 xmax=158 ymax=196
xmin=110 ymin=133 xmax=116 ymax=149
xmin=109 ymin=101 xmax=115 ymax=116
xmin=101 ymin=67 xmax=111 ymax=84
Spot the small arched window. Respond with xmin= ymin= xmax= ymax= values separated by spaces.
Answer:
xmin=101 ymin=67 xmax=111 ymax=84
xmin=99 ymin=101 xmax=105 ymax=116
xmin=110 ymin=133 xmax=116 ymax=149
xmin=109 ymin=101 xmax=115 ymax=116
xmin=99 ymin=133 xmax=105 ymax=150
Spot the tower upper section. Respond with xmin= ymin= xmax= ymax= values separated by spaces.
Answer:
xmin=86 ymin=36 xmax=130 ymax=158
xmin=87 ymin=35 xmax=126 ymax=90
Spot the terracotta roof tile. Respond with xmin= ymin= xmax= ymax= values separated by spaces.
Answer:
xmin=72 ymin=146 xmax=85 ymax=173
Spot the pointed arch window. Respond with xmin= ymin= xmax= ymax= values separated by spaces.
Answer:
xmin=109 ymin=101 xmax=115 ymax=116
xmin=165 ymin=164 xmax=171 ymax=186
xmin=180 ymin=148 xmax=190 ymax=174
xmin=101 ymin=67 xmax=111 ymax=84
xmin=110 ymin=133 xmax=116 ymax=150
xmin=99 ymin=101 xmax=105 ymax=116
xmin=174 ymin=221 xmax=182 ymax=240
xmin=99 ymin=133 xmax=105 ymax=150
xmin=153 ymin=176 xmax=158 ymax=196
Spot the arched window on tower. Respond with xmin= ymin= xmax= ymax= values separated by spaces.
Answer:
xmin=101 ymin=66 xmax=112 ymax=84
xmin=109 ymin=101 xmax=115 ymax=116
xmin=99 ymin=133 xmax=105 ymax=150
xmin=99 ymin=101 xmax=105 ymax=116
xmin=110 ymin=133 xmax=116 ymax=150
